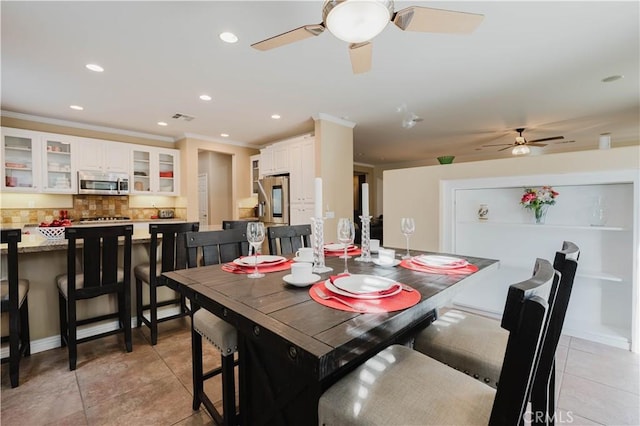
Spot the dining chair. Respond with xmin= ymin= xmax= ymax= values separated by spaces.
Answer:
xmin=267 ymin=224 xmax=312 ymax=255
xmin=318 ymin=257 xmax=559 ymax=425
xmin=222 ymin=220 xmax=251 ymax=230
xmin=184 ymin=228 xmax=249 ymax=426
xmin=1 ymin=229 xmax=30 ymax=388
xmin=57 ymin=225 xmax=133 ymax=371
xmin=412 ymin=241 xmax=579 ymax=424
xmin=134 ymin=221 xmax=199 ymax=345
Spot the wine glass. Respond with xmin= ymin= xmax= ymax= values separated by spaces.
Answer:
xmin=337 ymin=218 xmax=355 ymax=273
xmin=246 ymin=222 xmax=265 ymax=278
xmin=400 ymin=217 xmax=415 ymax=259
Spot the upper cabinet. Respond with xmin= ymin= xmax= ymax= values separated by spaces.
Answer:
xmin=260 ymin=144 xmax=289 ymax=176
xmin=289 ymin=138 xmax=315 ymax=204
xmin=250 ymin=154 xmax=260 ymax=196
xmin=1 ymin=128 xmax=76 ymax=193
xmin=77 ymin=138 xmax=129 ymax=173
xmin=131 ymin=146 xmax=180 ymax=195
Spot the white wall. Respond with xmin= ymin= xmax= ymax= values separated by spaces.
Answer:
xmin=383 ymin=146 xmax=640 ymax=251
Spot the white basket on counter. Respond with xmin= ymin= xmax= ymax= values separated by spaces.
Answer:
xmin=37 ymin=226 xmax=66 ymax=240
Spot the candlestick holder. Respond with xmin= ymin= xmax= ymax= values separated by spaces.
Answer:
xmin=355 ymin=215 xmax=372 ymax=262
xmin=311 ymin=216 xmax=332 ymax=273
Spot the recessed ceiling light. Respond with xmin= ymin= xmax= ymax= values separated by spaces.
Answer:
xmin=602 ymin=75 xmax=623 ymax=83
xmin=157 ymin=121 xmax=168 ymax=126
xmin=271 ymin=114 xmax=281 ymax=119
xmin=219 ymin=32 xmax=238 ymax=43
xmin=85 ymin=63 xmax=104 ymax=72
xmin=69 ymin=105 xmax=84 ymax=110
xmin=220 ymin=133 xmax=229 ymax=138
xmin=199 ymin=94 xmax=212 ymax=101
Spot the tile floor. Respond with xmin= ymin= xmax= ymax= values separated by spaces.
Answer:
xmin=2 ymin=320 xmax=639 ymax=426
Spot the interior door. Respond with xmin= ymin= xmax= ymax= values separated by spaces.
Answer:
xmin=198 ymin=173 xmax=208 ymax=225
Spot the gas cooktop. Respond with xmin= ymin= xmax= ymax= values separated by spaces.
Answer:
xmin=79 ymin=216 xmax=131 ymax=224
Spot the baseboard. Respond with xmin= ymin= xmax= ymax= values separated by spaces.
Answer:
xmin=1 ymin=305 xmax=185 ymax=357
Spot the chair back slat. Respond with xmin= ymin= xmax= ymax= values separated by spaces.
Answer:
xmin=65 ymin=225 xmax=133 ymax=298
xmin=148 ymin=222 xmax=200 ymax=282
xmin=267 ymin=225 xmax=312 ymax=255
xmin=1 ymin=229 xmax=22 ymax=312
xmin=186 ymin=229 xmax=249 ymax=267
xmin=490 ymin=258 xmax=557 ymax=425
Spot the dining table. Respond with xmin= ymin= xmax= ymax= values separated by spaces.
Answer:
xmin=163 ymin=249 xmax=499 ymax=425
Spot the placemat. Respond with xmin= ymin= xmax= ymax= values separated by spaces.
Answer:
xmin=309 ymin=281 xmax=420 ymax=313
xmin=222 ymin=259 xmax=293 ymax=274
xmin=399 ymin=259 xmax=479 ymax=275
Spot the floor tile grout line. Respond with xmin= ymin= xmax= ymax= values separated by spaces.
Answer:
xmin=560 ymin=370 xmax=640 ymax=399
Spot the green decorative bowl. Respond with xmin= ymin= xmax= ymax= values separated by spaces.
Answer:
xmin=437 ymin=156 xmax=455 ymax=164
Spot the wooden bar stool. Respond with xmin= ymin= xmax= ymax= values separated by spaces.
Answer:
xmin=135 ymin=222 xmax=199 ymax=345
xmin=57 ymin=225 xmax=133 ymax=371
xmin=1 ymin=229 xmax=30 ymax=388
xmin=185 ymin=228 xmax=249 ymax=425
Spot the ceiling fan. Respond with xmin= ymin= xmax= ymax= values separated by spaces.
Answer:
xmin=251 ymin=0 xmax=484 ymax=74
xmin=482 ymin=128 xmax=572 ymax=155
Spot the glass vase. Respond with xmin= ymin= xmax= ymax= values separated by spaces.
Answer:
xmin=533 ymin=205 xmax=549 ymax=224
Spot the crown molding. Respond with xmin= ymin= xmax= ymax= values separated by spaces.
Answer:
xmin=354 ymin=161 xmax=376 ymax=168
xmin=181 ymin=132 xmax=260 ymax=149
xmin=312 ymin=113 xmax=356 ymax=129
xmin=1 ymin=110 xmax=175 ymax=143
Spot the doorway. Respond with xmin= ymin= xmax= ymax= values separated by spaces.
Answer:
xmin=353 ymin=172 xmax=367 ymax=219
xmin=198 ymin=150 xmax=233 ymax=229
xmin=198 ymin=174 xmax=208 ymax=225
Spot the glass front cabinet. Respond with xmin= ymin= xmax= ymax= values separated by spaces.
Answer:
xmin=131 ymin=147 xmax=179 ymax=195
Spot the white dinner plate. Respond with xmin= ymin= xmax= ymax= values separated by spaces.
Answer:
xmin=283 ymin=273 xmax=321 ymax=287
xmin=233 ymin=255 xmax=286 ymax=267
xmin=372 ymin=258 xmax=401 ymax=267
xmin=324 ymin=279 xmax=401 ymax=299
xmin=324 ymin=243 xmax=357 ymax=252
xmin=333 ymin=274 xmax=398 ymax=294
xmin=412 ymin=255 xmax=468 ymax=269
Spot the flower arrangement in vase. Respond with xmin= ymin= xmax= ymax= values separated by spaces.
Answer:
xmin=520 ymin=186 xmax=559 ymax=224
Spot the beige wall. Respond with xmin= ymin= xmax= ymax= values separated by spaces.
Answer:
xmin=314 ymin=118 xmax=354 ymax=239
xmin=383 ymin=146 xmax=640 ymax=251
xmin=175 ymin=136 xmax=258 ymax=222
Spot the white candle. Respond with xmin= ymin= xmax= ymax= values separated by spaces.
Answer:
xmin=362 ymin=183 xmax=369 ymax=217
xmin=314 ymin=177 xmax=323 ymax=218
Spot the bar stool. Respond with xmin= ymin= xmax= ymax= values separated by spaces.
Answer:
xmin=135 ymin=222 xmax=199 ymax=345
xmin=1 ymin=229 xmax=30 ymax=388
xmin=185 ymin=228 xmax=249 ymax=426
xmin=266 ymin=224 xmax=311 ymax=255
xmin=319 ymin=258 xmax=559 ymax=425
xmin=57 ymin=225 xmax=133 ymax=371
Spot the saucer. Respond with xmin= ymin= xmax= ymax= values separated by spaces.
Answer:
xmin=372 ymin=258 xmax=401 ymax=267
xmin=283 ymin=273 xmax=321 ymax=287
xmin=293 ymin=257 xmax=314 ymax=263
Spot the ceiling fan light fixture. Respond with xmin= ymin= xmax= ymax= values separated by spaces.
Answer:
xmin=515 ymin=136 xmax=526 ymax=144
xmin=323 ymin=0 xmax=393 ymax=43
xmin=512 ymin=145 xmax=530 ymax=156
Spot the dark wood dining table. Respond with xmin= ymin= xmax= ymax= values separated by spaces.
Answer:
xmin=163 ymin=251 xmax=499 ymax=425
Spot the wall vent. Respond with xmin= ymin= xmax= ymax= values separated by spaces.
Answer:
xmin=172 ymin=113 xmax=195 ymax=122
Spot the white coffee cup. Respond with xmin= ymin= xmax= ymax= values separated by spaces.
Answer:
xmin=370 ymin=239 xmax=380 ymax=253
xmin=291 ymin=262 xmax=313 ymax=280
xmin=295 ymin=247 xmax=314 ymax=262
xmin=378 ymin=248 xmax=396 ymax=265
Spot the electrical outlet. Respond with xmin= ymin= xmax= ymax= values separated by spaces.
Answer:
xmin=325 ymin=211 xmax=335 ymax=219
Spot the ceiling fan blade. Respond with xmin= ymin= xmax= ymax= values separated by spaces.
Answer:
xmin=482 ymin=143 xmax=513 ymax=147
xmin=527 ymin=135 xmax=564 ymax=143
xmin=498 ymin=146 xmax=513 ymax=152
xmin=557 ymin=140 xmax=576 ymax=144
xmin=528 ymin=143 xmax=548 ymax=147
xmin=393 ymin=6 xmax=484 ymax=33
xmin=349 ymin=42 xmax=372 ymax=74
xmin=251 ymin=24 xmax=325 ymax=51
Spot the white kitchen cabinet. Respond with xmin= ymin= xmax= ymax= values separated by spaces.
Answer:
xmin=131 ymin=147 xmax=180 ymax=195
xmin=260 ymin=144 xmax=289 ymax=176
xmin=441 ymin=170 xmax=639 ymax=352
xmin=41 ymin=133 xmax=77 ymax=193
xmin=77 ymin=138 xmax=129 ymax=173
xmin=289 ymin=203 xmax=314 ymax=226
xmin=250 ymin=154 xmax=260 ymax=196
xmin=1 ymin=128 xmax=41 ymax=192
xmin=289 ymin=138 xmax=315 ymax=204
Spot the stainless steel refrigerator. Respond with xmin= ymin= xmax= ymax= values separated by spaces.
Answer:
xmin=257 ymin=175 xmax=290 ymax=226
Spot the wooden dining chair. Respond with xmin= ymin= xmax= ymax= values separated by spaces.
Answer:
xmin=184 ymin=228 xmax=249 ymax=426
xmin=1 ymin=229 xmax=30 ymax=388
xmin=135 ymin=221 xmax=199 ymax=345
xmin=319 ymin=258 xmax=559 ymax=425
xmin=57 ymin=225 xmax=133 ymax=371
xmin=267 ymin=224 xmax=312 ymax=255
xmin=222 ymin=220 xmax=251 ymax=230
xmin=412 ymin=241 xmax=579 ymax=424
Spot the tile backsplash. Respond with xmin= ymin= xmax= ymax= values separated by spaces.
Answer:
xmin=1 ymin=195 xmax=185 ymax=225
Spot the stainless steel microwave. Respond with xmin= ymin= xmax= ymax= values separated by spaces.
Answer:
xmin=78 ymin=171 xmax=130 ymax=195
